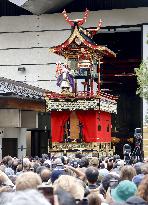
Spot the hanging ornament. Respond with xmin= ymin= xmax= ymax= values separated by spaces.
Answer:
xmin=75 ymin=37 xmax=81 ymax=45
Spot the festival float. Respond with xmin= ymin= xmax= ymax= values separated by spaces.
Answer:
xmin=44 ymin=9 xmax=117 ymax=157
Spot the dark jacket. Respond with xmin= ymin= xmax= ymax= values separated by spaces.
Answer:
xmin=125 ymin=196 xmax=148 ymax=205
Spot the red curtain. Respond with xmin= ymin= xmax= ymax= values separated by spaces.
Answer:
xmin=76 ymin=110 xmax=97 ymax=142
xmin=51 ymin=111 xmax=71 ymax=142
xmin=97 ymin=112 xmax=111 ymax=142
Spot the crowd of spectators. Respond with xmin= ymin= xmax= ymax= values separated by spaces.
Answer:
xmin=0 ymin=153 xmax=148 ymax=205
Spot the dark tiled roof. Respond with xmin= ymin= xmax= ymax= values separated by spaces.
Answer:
xmin=0 ymin=77 xmax=48 ymax=100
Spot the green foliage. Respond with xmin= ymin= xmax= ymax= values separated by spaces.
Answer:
xmin=135 ymin=61 xmax=148 ymax=99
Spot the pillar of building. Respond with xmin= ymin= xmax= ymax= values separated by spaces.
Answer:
xmin=17 ymin=128 xmax=27 ymax=159
xmin=142 ymin=25 xmax=148 ymax=159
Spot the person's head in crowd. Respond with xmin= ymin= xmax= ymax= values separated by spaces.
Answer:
xmin=16 ymin=164 xmax=23 ymax=174
xmin=0 ymin=172 xmax=6 ymax=186
xmin=0 ymin=189 xmax=51 ymax=205
xmin=43 ymin=160 xmax=51 ymax=169
xmin=54 ymin=158 xmax=63 ymax=166
xmin=100 ymin=163 xmax=105 ymax=169
xmin=40 ymin=158 xmax=45 ymax=165
xmin=23 ymin=157 xmax=30 ymax=165
xmin=22 ymin=160 xmax=31 ymax=172
xmin=2 ymin=156 xmax=13 ymax=165
xmin=116 ymin=160 xmax=125 ymax=169
xmin=40 ymin=168 xmax=51 ymax=183
xmin=136 ymin=175 xmax=148 ymax=203
xmin=101 ymin=174 xmax=120 ymax=192
xmin=79 ymin=157 xmax=89 ymax=168
xmin=37 ymin=184 xmax=54 ymax=203
xmin=89 ymin=157 xmax=99 ymax=168
xmin=0 ymin=170 xmax=14 ymax=187
xmin=113 ymin=155 xmax=120 ymax=163
xmin=107 ymin=162 xmax=113 ymax=171
xmin=0 ymin=182 xmax=13 ymax=194
xmin=15 ymin=171 xmax=42 ymax=191
xmin=111 ymin=180 xmax=137 ymax=203
xmin=87 ymin=193 xmax=101 ymax=205
xmin=104 ymin=158 xmax=108 ymax=164
xmin=50 ymin=169 xmax=66 ymax=184
xmin=75 ymin=153 xmax=83 ymax=159
xmin=61 ymin=156 xmax=68 ymax=165
xmin=120 ymin=165 xmax=136 ymax=181
xmin=109 ymin=157 xmax=113 ymax=162
xmin=36 ymin=166 xmax=46 ymax=175
xmin=134 ymin=162 xmax=143 ymax=175
xmin=12 ymin=159 xmax=19 ymax=172
xmin=0 ymin=165 xmax=6 ymax=172
xmin=7 ymin=159 xmax=13 ymax=168
xmin=125 ymin=196 xmax=148 ymax=205
xmin=110 ymin=203 xmax=123 ymax=205
xmin=99 ymin=166 xmax=109 ymax=181
xmin=55 ymin=187 xmax=76 ymax=205
xmin=141 ymin=163 xmax=148 ymax=175
xmin=52 ymin=158 xmax=64 ymax=170
xmin=33 ymin=162 xmax=40 ymax=173
xmin=113 ymin=156 xmax=117 ymax=163
xmin=85 ymin=166 xmax=99 ymax=184
xmin=70 ymin=159 xmax=79 ymax=168
xmin=132 ymin=163 xmax=145 ymax=187
xmin=0 ymin=185 xmax=13 ymax=193
xmin=144 ymin=157 xmax=148 ymax=163
xmin=41 ymin=154 xmax=48 ymax=161
xmin=53 ymin=175 xmax=85 ymax=200
xmin=132 ymin=174 xmax=144 ymax=187
xmin=34 ymin=156 xmax=39 ymax=161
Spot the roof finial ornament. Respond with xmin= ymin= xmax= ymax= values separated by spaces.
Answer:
xmin=62 ymin=8 xmax=89 ymax=27
xmin=87 ymin=19 xmax=103 ymax=36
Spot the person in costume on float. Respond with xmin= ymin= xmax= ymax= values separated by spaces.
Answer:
xmin=56 ymin=62 xmax=74 ymax=93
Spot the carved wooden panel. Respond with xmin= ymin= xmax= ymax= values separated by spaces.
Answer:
xmin=70 ymin=111 xmax=79 ymax=139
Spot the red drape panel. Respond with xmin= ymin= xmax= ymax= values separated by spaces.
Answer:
xmin=103 ymin=112 xmax=111 ymax=142
xmin=51 ymin=111 xmax=71 ymax=142
xmin=76 ymin=110 xmax=97 ymax=142
xmin=97 ymin=112 xmax=111 ymax=142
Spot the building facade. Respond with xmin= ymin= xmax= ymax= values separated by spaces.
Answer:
xmin=0 ymin=5 xmax=148 ymax=158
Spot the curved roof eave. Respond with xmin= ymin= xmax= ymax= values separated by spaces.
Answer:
xmin=49 ymin=26 xmax=116 ymax=58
